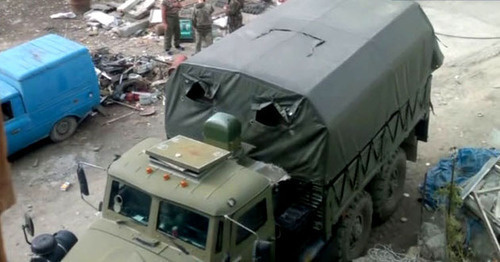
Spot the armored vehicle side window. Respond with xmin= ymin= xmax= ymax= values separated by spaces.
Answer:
xmin=2 ymin=101 xmax=13 ymax=122
xmin=108 ymin=181 xmax=152 ymax=225
xmin=236 ymin=199 xmax=267 ymax=244
xmin=157 ymin=201 xmax=209 ymax=250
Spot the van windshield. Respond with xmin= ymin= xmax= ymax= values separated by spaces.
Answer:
xmin=157 ymin=201 xmax=209 ymax=250
xmin=108 ymin=180 xmax=152 ymax=225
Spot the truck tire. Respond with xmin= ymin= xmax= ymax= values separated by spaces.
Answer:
xmin=368 ymin=148 xmax=406 ymax=223
xmin=333 ymin=191 xmax=373 ymax=261
xmin=50 ymin=117 xmax=78 ymax=142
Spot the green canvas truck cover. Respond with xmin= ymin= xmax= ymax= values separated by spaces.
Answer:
xmin=165 ymin=0 xmax=443 ymax=185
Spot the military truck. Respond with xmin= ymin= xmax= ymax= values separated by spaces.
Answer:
xmin=21 ymin=0 xmax=442 ymax=261
xmin=162 ymin=0 xmax=442 ymax=260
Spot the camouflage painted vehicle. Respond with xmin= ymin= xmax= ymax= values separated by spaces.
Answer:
xmin=22 ymin=0 xmax=442 ymax=261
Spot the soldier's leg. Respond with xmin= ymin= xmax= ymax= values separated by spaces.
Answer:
xmin=165 ymin=17 xmax=175 ymax=50
xmin=227 ymin=16 xmax=234 ymax=33
xmin=195 ymin=30 xmax=202 ymax=53
xmin=173 ymin=17 xmax=181 ymax=48
xmin=206 ymin=30 xmax=213 ymax=47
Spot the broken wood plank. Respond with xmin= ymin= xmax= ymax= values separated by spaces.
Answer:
xmin=127 ymin=0 xmax=156 ymax=19
xmin=103 ymin=112 xmax=134 ymax=125
xmin=115 ymin=18 xmax=150 ymax=37
xmin=118 ymin=0 xmax=142 ymax=12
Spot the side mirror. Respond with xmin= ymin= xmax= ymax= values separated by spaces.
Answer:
xmin=77 ymin=164 xmax=89 ymax=196
xmin=252 ymin=240 xmax=272 ymax=262
xmin=22 ymin=213 xmax=35 ymax=245
xmin=76 ymin=164 xmax=100 ymax=211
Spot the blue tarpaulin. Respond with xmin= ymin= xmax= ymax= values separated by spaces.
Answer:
xmin=420 ymin=148 xmax=500 ymax=209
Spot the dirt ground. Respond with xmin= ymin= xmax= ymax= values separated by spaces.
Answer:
xmin=2 ymin=0 xmax=500 ymax=261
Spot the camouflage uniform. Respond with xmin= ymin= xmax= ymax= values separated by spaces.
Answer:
xmin=226 ymin=0 xmax=243 ymax=33
xmin=192 ymin=2 xmax=214 ymax=53
xmin=162 ymin=0 xmax=182 ymax=51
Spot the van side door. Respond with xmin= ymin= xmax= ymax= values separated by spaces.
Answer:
xmin=3 ymin=95 xmax=31 ymax=155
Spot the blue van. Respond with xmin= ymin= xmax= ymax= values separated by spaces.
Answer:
xmin=0 ymin=34 xmax=100 ymax=155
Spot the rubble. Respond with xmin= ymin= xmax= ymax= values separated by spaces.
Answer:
xmin=149 ymin=9 xmax=162 ymax=24
xmin=50 ymin=12 xmax=77 ymax=19
xmin=91 ymin=48 xmax=180 ymax=115
xmin=82 ymin=0 xmax=237 ymax=38
xmin=420 ymin=222 xmax=445 ymax=260
xmin=421 ymin=149 xmax=500 ymax=260
xmin=84 ymin=0 xmax=176 ymax=37
xmin=117 ymin=0 xmax=142 ymax=12
xmin=115 ymin=18 xmax=149 ymax=37
xmin=85 ymin=11 xmax=118 ymax=28
xmin=90 ymin=3 xmax=116 ymax=13
xmin=125 ymin=0 xmax=155 ymax=20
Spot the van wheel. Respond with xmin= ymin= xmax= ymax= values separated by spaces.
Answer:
xmin=333 ymin=191 xmax=372 ymax=261
xmin=368 ymin=148 xmax=406 ymax=223
xmin=50 ymin=117 xmax=77 ymax=142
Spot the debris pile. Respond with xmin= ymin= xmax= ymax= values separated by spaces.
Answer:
xmin=461 ymin=156 xmax=500 ymax=257
xmin=420 ymin=148 xmax=500 ymax=260
xmin=420 ymin=148 xmax=500 ymax=209
xmin=75 ymin=0 xmax=271 ymax=38
xmin=78 ymin=0 xmax=201 ymax=37
xmin=92 ymin=48 xmax=172 ymax=107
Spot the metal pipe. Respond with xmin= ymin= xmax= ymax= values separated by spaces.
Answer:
xmin=461 ymin=156 xmax=500 ymax=200
xmin=477 ymin=186 xmax=500 ymax=195
xmin=472 ymin=191 xmax=500 ymax=257
xmin=448 ymin=149 xmax=456 ymax=216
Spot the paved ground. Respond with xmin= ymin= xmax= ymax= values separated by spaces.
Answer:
xmin=2 ymin=0 xmax=500 ymax=261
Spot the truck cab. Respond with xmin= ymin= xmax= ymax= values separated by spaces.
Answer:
xmin=0 ymin=34 xmax=100 ymax=155
xmin=65 ymin=131 xmax=279 ymax=262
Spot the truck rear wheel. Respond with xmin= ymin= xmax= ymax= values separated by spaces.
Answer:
xmin=333 ymin=191 xmax=373 ymax=261
xmin=50 ymin=117 xmax=77 ymax=142
xmin=368 ymin=148 xmax=407 ymax=223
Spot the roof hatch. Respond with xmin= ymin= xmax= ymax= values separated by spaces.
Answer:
xmin=146 ymin=135 xmax=230 ymax=178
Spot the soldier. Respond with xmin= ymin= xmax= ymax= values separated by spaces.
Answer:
xmin=192 ymin=0 xmax=214 ymax=54
xmin=224 ymin=0 xmax=243 ymax=33
xmin=162 ymin=0 xmax=185 ymax=55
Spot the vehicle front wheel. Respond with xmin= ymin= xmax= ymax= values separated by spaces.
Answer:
xmin=333 ymin=191 xmax=373 ymax=261
xmin=50 ymin=117 xmax=78 ymax=142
